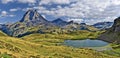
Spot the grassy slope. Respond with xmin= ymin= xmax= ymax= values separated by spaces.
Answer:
xmin=103 ymin=44 xmax=120 ymax=57
xmin=0 ymin=37 xmax=118 ymax=58
xmin=22 ymin=30 xmax=103 ymax=46
xmin=0 ymin=31 xmax=8 ymax=37
xmin=0 ymin=31 xmax=118 ymax=58
xmin=23 ymin=30 xmax=103 ymax=40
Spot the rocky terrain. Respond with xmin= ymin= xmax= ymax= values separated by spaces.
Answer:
xmin=99 ymin=17 xmax=120 ymax=44
xmin=0 ymin=9 xmax=98 ymax=37
xmin=1 ymin=10 xmax=58 ymax=37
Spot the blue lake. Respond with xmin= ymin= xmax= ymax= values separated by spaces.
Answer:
xmin=63 ymin=39 xmax=112 ymax=51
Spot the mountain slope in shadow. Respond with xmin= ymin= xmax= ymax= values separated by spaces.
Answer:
xmin=99 ymin=17 xmax=120 ymax=44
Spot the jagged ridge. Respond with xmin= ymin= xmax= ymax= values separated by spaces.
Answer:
xmin=99 ymin=17 xmax=120 ymax=44
xmin=2 ymin=9 xmax=57 ymax=37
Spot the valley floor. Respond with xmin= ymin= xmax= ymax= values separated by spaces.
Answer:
xmin=0 ymin=31 xmax=119 ymax=58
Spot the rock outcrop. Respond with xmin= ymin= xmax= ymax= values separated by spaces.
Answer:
xmin=2 ymin=9 xmax=56 ymax=37
xmin=99 ymin=17 xmax=120 ymax=44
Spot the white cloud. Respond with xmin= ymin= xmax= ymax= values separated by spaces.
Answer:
xmin=9 ymin=14 xmax=15 ymax=17
xmin=0 ymin=11 xmax=15 ymax=18
xmin=9 ymin=8 xmax=20 ymax=12
xmin=39 ymin=0 xmax=70 ymax=5
xmin=1 ymin=0 xmax=36 ymax=4
xmin=17 ymin=0 xmax=36 ymax=3
xmin=22 ymin=8 xmax=33 ymax=11
xmin=1 ymin=11 xmax=8 ymax=17
xmin=1 ymin=0 xmax=13 ymax=4
xmin=111 ymin=0 xmax=120 ymax=5
xmin=35 ymin=0 xmax=120 ymax=24
xmin=1 ymin=0 xmax=120 ymax=24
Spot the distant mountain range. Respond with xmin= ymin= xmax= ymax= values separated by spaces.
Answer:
xmin=52 ymin=18 xmax=98 ymax=31
xmin=0 ymin=9 xmax=108 ymax=37
xmin=93 ymin=22 xmax=113 ymax=30
xmin=52 ymin=18 xmax=113 ymax=30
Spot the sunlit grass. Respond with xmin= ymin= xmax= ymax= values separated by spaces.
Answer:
xmin=0 ymin=36 xmax=118 ymax=58
xmin=0 ymin=30 xmax=118 ymax=58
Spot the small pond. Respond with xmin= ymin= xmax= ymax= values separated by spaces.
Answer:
xmin=63 ymin=39 xmax=112 ymax=51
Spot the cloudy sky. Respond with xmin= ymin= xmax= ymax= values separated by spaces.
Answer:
xmin=0 ymin=0 xmax=120 ymax=25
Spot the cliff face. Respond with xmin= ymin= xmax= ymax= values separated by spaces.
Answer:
xmin=19 ymin=9 xmax=50 ymax=27
xmin=99 ymin=17 xmax=120 ymax=44
xmin=2 ymin=9 xmax=56 ymax=37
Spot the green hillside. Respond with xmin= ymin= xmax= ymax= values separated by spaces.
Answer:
xmin=23 ymin=30 xmax=103 ymax=41
xmin=0 ymin=31 xmax=7 ymax=37
xmin=0 ymin=32 xmax=118 ymax=58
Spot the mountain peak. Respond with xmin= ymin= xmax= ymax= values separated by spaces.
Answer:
xmin=20 ymin=9 xmax=47 ymax=22
xmin=52 ymin=18 xmax=68 ymax=27
xmin=3 ymin=9 xmax=55 ymax=37
xmin=54 ymin=18 xmax=62 ymax=21
xmin=67 ymin=20 xmax=78 ymax=24
xmin=114 ymin=17 xmax=120 ymax=25
xmin=80 ymin=23 xmax=86 ymax=25
xmin=68 ymin=20 xmax=74 ymax=24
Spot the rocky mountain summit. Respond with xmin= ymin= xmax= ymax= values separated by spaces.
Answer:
xmin=99 ymin=17 xmax=120 ymax=44
xmin=19 ymin=9 xmax=53 ymax=27
xmin=52 ymin=18 xmax=68 ymax=27
xmin=2 ymin=9 xmax=56 ymax=37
